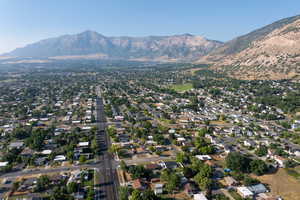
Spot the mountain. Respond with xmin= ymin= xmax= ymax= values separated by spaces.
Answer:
xmin=199 ymin=15 xmax=300 ymax=80
xmin=4 ymin=31 xmax=223 ymax=62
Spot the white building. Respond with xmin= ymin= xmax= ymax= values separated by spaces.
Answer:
xmin=54 ymin=155 xmax=66 ymax=161
xmin=78 ymin=142 xmax=89 ymax=147
xmin=41 ymin=150 xmax=52 ymax=155
xmin=195 ymin=155 xmax=212 ymax=161
xmin=194 ymin=193 xmax=208 ymax=200
xmin=154 ymin=183 xmax=163 ymax=195
xmin=237 ymin=186 xmax=254 ymax=198
xmin=0 ymin=162 xmax=8 ymax=168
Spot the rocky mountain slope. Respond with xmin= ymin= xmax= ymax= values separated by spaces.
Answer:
xmin=199 ymin=15 xmax=300 ymax=80
xmin=4 ymin=31 xmax=223 ymax=62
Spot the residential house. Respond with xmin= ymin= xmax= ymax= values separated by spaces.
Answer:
xmin=273 ymin=155 xmax=287 ymax=168
xmin=195 ymin=155 xmax=212 ymax=161
xmin=244 ymin=140 xmax=255 ymax=147
xmin=153 ymin=183 xmax=163 ymax=195
xmin=132 ymin=179 xmax=147 ymax=190
xmin=0 ymin=162 xmax=8 ymax=169
xmin=248 ymin=183 xmax=268 ymax=194
xmin=237 ymin=186 xmax=254 ymax=198
xmin=184 ymin=182 xmax=198 ymax=197
xmin=8 ymin=141 xmax=24 ymax=150
xmin=54 ymin=155 xmax=66 ymax=162
xmin=194 ymin=193 xmax=208 ymax=200
xmin=224 ymin=176 xmax=238 ymax=186
xmin=160 ymin=161 xmax=180 ymax=169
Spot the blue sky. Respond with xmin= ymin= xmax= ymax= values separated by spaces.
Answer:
xmin=0 ymin=0 xmax=299 ymax=53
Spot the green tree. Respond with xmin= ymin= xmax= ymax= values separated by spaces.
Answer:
xmin=197 ymin=164 xmax=213 ymax=178
xmin=11 ymin=127 xmax=30 ymax=139
xmin=91 ymin=138 xmax=99 ymax=154
xmin=250 ymin=160 xmax=269 ymax=176
xmin=194 ymin=175 xmax=212 ymax=191
xmin=225 ymin=152 xmax=251 ymax=173
xmin=26 ymin=128 xmax=47 ymax=151
xmin=87 ymin=187 xmax=95 ymax=200
xmin=243 ymin=176 xmax=260 ymax=186
xmin=198 ymin=128 xmax=208 ymax=137
xmin=34 ymin=175 xmax=50 ymax=192
xmin=143 ymin=190 xmax=160 ymax=200
xmin=67 ymin=182 xmax=78 ymax=194
xmin=119 ymin=186 xmax=131 ymax=200
xmin=67 ymin=151 xmax=74 ymax=161
xmin=199 ymin=146 xmax=215 ymax=154
xmin=131 ymin=189 xmax=142 ymax=200
xmin=214 ymin=194 xmax=230 ymax=200
xmin=79 ymin=155 xmax=86 ymax=164
xmin=50 ymin=186 xmax=69 ymax=200
xmin=176 ymin=152 xmax=189 ymax=164
xmin=120 ymin=160 xmax=128 ymax=172
xmin=219 ymin=114 xmax=226 ymax=121
xmin=165 ymin=173 xmax=180 ymax=193
xmin=128 ymin=165 xmax=151 ymax=179
xmin=194 ymin=137 xmax=207 ymax=148
xmin=109 ymin=144 xmax=120 ymax=154
xmin=255 ymin=146 xmax=268 ymax=157
xmin=204 ymin=120 xmax=210 ymax=126
xmin=183 ymin=167 xmax=196 ymax=178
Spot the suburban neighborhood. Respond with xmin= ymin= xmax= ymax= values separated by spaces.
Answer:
xmin=0 ymin=62 xmax=299 ymax=200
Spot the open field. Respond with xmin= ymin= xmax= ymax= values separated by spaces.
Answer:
xmin=164 ymin=191 xmax=191 ymax=200
xmin=185 ymin=67 xmax=206 ymax=75
xmin=210 ymin=120 xmax=231 ymax=126
xmin=255 ymin=168 xmax=300 ymax=200
xmin=170 ymin=83 xmax=193 ymax=92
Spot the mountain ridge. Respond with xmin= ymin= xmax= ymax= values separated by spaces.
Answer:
xmin=4 ymin=14 xmax=300 ymax=80
xmin=4 ymin=31 xmax=223 ymax=62
xmin=197 ymin=14 xmax=300 ymax=80
xmin=199 ymin=14 xmax=300 ymax=62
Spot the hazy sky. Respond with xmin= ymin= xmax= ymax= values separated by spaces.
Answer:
xmin=0 ymin=0 xmax=299 ymax=54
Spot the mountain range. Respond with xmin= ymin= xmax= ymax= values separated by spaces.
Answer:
xmin=3 ymin=14 xmax=300 ymax=79
xmin=199 ymin=14 xmax=300 ymax=80
xmin=4 ymin=32 xmax=223 ymax=62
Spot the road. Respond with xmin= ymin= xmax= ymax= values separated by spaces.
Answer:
xmin=0 ymin=164 xmax=99 ymax=179
xmin=95 ymin=96 xmax=119 ymax=200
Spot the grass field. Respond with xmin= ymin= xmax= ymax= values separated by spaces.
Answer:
xmin=185 ymin=68 xmax=204 ymax=75
xmin=286 ymin=168 xmax=300 ymax=180
xmin=170 ymin=83 xmax=193 ymax=92
xmin=255 ymin=168 xmax=300 ymax=200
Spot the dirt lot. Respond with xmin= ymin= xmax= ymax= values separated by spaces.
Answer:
xmin=255 ymin=168 xmax=300 ymax=200
xmin=165 ymin=191 xmax=191 ymax=200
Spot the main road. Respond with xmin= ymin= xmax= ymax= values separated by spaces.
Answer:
xmin=95 ymin=96 xmax=119 ymax=200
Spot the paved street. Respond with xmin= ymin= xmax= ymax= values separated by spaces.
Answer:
xmin=0 ymin=164 xmax=97 ymax=179
xmin=95 ymin=96 xmax=119 ymax=200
